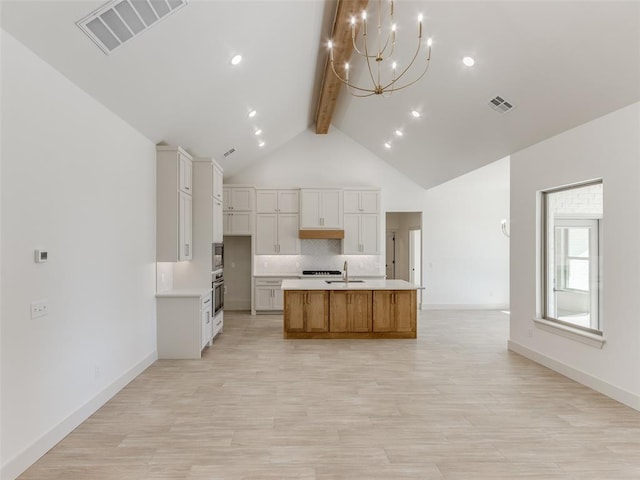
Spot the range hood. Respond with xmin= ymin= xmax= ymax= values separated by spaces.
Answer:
xmin=299 ymin=229 xmax=344 ymax=239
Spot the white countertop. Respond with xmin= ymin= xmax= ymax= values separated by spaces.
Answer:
xmin=281 ymin=279 xmax=422 ymax=291
xmin=156 ymin=288 xmax=211 ymax=298
xmin=253 ymin=273 xmax=386 ymax=279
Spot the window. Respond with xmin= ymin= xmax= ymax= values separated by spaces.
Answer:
xmin=542 ymin=181 xmax=602 ymax=333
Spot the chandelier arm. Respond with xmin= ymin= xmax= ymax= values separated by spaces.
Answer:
xmin=384 ymin=60 xmax=431 ymax=93
xmin=380 ymin=35 xmax=424 ymax=90
xmin=362 ymin=30 xmax=380 ymax=92
xmin=352 ymin=31 xmax=380 ymax=59
xmin=329 ymin=59 xmax=382 ymax=95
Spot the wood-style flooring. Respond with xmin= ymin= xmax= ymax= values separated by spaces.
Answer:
xmin=19 ymin=310 xmax=640 ymax=479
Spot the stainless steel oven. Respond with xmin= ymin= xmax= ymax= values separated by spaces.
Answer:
xmin=213 ymin=243 xmax=224 ymax=271
xmin=212 ymin=270 xmax=224 ymax=314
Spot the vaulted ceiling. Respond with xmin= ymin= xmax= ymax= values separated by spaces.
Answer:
xmin=2 ymin=1 xmax=640 ymax=189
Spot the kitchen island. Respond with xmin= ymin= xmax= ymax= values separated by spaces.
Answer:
xmin=281 ymin=279 xmax=421 ymax=339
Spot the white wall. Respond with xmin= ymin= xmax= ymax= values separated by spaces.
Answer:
xmin=227 ymin=127 xmax=510 ymax=309
xmin=1 ymin=31 xmax=158 ymax=479
xmin=423 ymin=157 xmax=510 ymax=309
xmin=509 ymin=101 xmax=640 ymax=410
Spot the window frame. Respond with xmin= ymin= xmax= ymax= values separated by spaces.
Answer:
xmin=541 ymin=180 xmax=603 ymax=336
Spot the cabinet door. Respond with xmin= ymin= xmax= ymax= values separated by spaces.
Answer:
xmin=343 ymin=214 xmax=361 ymax=254
xmin=329 ymin=291 xmax=349 ymax=332
xmin=256 ymin=190 xmax=278 ymax=213
xmin=255 ymin=286 xmax=274 ymax=310
xmin=343 ymin=191 xmax=361 ymax=214
xmin=213 ymin=198 xmax=223 ymax=243
xmin=201 ymin=306 xmax=213 ymax=349
xmin=256 ymin=214 xmax=278 ymax=254
xmin=179 ymin=153 xmax=192 ymax=194
xmin=231 ymin=188 xmax=254 ymax=211
xmin=361 ymin=214 xmax=380 ymax=254
xmin=272 ymin=287 xmax=284 ymax=310
xmin=278 ymin=190 xmax=299 ymax=213
xmin=394 ymin=290 xmax=416 ymax=333
xmin=223 ymin=188 xmax=232 ymax=210
xmin=360 ymin=191 xmax=380 ymax=213
xmin=319 ymin=190 xmax=342 ymax=228
xmin=300 ymin=190 xmax=322 ymax=228
xmin=179 ymin=192 xmax=192 ymax=261
xmin=231 ymin=212 xmax=253 ymax=235
xmin=284 ymin=291 xmax=306 ymax=331
xmin=372 ymin=291 xmax=394 ymax=332
xmin=277 ymin=214 xmax=300 ymax=254
xmin=350 ymin=291 xmax=373 ymax=332
xmin=212 ymin=164 xmax=223 ymax=200
xmin=305 ymin=291 xmax=329 ymax=332
xmin=223 ymin=212 xmax=232 ymax=236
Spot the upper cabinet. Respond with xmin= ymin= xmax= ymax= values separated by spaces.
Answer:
xmin=300 ymin=189 xmax=343 ymax=229
xmin=212 ymin=162 xmax=223 ymax=201
xmin=344 ymin=189 xmax=380 ymax=214
xmin=342 ymin=189 xmax=381 ymax=255
xmin=256 ymin=189 xmax=299 ymax=214
xmin=156 ymin=146 xmax=193 ymax=262
xmin=223 ymin=186 xmax=255 ymax=236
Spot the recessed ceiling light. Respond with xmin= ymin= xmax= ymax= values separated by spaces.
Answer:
xmin=384 ymin=142 xmax=391 ymax=149
xmin=395 ymin=130 xmax=403 ymax=137
xmin=258 ymin=141 xmax=265 ymax=147
xmin=248 ymin=110 xmax=257 ymax=118
xmin=411 ymin=110 xmax=421 ymax=118
xmin=230 ymin=54 xmax=242 ymax=66
xmin=254 ymin=129 xmax=262 ymax=136
xmin=462 ymin=56 xmax=475 ymax=67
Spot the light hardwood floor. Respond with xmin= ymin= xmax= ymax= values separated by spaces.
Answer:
xmin=19 ymin=310 xmax=640 ymax=479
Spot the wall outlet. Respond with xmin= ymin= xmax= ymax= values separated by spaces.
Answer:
xmin=30 ymin=299 xmax=49 ymax=319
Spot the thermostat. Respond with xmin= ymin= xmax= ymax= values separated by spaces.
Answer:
xmin=34 ymin=250 xmax=48 ymax=263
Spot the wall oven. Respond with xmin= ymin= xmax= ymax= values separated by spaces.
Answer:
xmin=213 ymin=243 xmax=224 ymax=271
xmin=212 ymin=270 xmax=224 ymax=314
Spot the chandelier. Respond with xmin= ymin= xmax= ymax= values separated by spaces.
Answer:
xmin=328 ymin=0 xmax=432 ymax=97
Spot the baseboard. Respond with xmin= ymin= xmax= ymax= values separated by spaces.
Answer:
xmin=508 ymin=340 xmax=640 ymax=411
xmin=424 ymin=303 xmax=509 ymax=311
xmin=1 ymin=351 xmax=157 ymax=480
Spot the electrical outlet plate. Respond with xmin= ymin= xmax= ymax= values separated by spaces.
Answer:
xmin=31 ymin=299 xmax=49 ymax=319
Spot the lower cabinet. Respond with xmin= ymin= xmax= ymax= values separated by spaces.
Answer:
xmin=329 ymin=290 xmax=372 ymax=332
xmin=284 ymin=289 xmax=416 ymax=338
xmin=284 ymin=290 xmax=329 ymax=333
xmin=255 ymin=278 xmax=285 ymax=312
xmin=157 ymin=291 xmax=215 ymax=359
xmin=372 ymin=290 xmax=416 ymax=333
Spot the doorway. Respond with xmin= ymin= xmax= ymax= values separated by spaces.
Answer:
xmin=385 ymin=212 xmax=423 ymax=308
xmin=410 ymin=228 xmax=422 ymax=307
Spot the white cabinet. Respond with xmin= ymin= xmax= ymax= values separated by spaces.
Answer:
xmin=179 ymin=192 xmax=193 ymax=260
xmin=223 ymin=211 xmax=253 ymax=235
xmin=254 ymin=278 xmax=285 ymax=311
xmin=178 ymin=152 xmax=193 ymax=195
xmin=157 ymin=290 xmax=212 ymax=359
xmin=223 ymin=186 xmax=254 ymax=235
xmin=256 ymin=213 xmax=300 ymax=254
xmin=343 ymin=213 xmax=380 ymax=254
xmin=212 ymin=163 xmax=223 ymax=201
xmin=256 ymin=189 xmax=299 ymax=213
xmin=223 ymin=187 xmax=254 ymax=211
xmin=213 ymin=197 xmax=223 ymax=243
xmin=344 ymin=189 xmax=380 ymax=214
xmin=156 ymin=146 xmax=193 ymax=262
xmin=300 ymin=189 xmax=343 ymax=229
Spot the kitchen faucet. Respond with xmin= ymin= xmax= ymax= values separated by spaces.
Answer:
xmin=343 ymin=260 xmax=349 ymax=283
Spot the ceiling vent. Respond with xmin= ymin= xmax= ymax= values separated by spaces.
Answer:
xmin=489 ymin=96 xmax=514 ymax=113
xmin=223 ymin=148 xmax=236 ymax=158
xmin=77 ymin=0 xmax=188 ymax=55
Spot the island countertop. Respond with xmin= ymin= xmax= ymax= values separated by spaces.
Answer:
xmin=281 ymin=279 xmax=422 ymax=291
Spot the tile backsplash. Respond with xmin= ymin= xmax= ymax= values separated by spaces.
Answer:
xmin=254 ymin=239 xmax=384 ymax=275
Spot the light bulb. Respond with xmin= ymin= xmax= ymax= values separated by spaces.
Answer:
xmin=384 ymin=142 xmax=391 ymax=149
xmin=427 ymin=38 xmax=433 ymax=47
xmin=230 ymin=54 xmax=242 ymax=65
xmin=392 ymin=62 xmax=397 ymax=70
xmin=462 ymin=56 xmax=475 ymax=67
xmin=344 ymin=62 xmax=349 ymax=71
xmin=255 ymin=129 xmax=262 ymax=136
xmin=350 ymin=16 xmax=356 ymax=25
xmin=248 ymin=110 xmax=257 ymax=118
xmin=391 ymin=24 xmax=396 ymax=32
xmin=418 ymin=13 xmax=423 ymax=22
xmin=411 ymin=110 xmax=420 ymax=118
xmin=258 ymin=141 xmax=265 ymax=147
xmin=362 ymin=11 xmax=367 ymax=20
xmin=395 ymin=130 xmax=403 ymax=137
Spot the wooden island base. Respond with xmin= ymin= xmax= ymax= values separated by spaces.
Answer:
xmin=283 ymin=288 xmax=417 ymax=339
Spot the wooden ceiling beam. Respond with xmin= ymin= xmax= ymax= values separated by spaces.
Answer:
xmin=315 ymin=0 xmax=369 ymax=134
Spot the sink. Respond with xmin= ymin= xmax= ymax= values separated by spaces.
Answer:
xmin=325 ymin=280 xmax=365 ymax=284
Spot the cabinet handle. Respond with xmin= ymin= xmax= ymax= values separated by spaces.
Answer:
xmin=203 ymin=298 xmax=211 ymax=304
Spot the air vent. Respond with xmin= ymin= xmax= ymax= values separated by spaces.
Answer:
xmin=223 ymin=148 xmax=236 ymax=158
xmin=489 ymin=96 xmax=514 ymax=113
xmin=77 ymin=0 xmax=188 ymax=55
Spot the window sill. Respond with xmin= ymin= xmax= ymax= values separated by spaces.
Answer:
xmin=533 ymin=318 xmax=605 ymax=349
